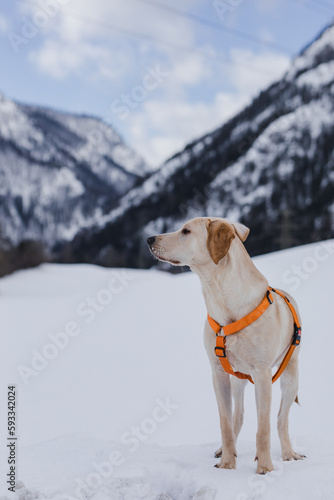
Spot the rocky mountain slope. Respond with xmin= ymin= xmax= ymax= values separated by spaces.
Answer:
xmin=68 ymin=23 xmax=334 ymax=268
xmin=0 ymin=94 xmax=148 ymax=249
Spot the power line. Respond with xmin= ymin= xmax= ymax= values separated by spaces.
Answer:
xmin=63 ymin=9 xmax=280 ymax=76
xmin=9 ymin=0 xmax=293 ymax=53
xmin=136 ymin=0 xmax=292 ymax=53
xmin=308 ymin=0 xmax=334 ymax=12
xmin=290 ymin=0 xmax=334 ymax=14
xmin=13 ymin=0 xmax=333 ymax=77
xmin=9 ymin=0 xmax=279 ymax=77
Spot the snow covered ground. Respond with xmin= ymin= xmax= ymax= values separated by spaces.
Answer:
xmin=1 ymin=239 xmax=334 ymax=499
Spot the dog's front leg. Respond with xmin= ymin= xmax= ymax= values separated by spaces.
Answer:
xmin=212 ymin=365 xmax=236 ymax=469
xmin=253 ymin=369 xmax=274 ymax=474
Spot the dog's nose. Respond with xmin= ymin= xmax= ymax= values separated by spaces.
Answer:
xmin=147 ymin=236 xmax=156 ymax=246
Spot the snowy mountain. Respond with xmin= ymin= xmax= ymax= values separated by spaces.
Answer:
xmin=1 ymin=240 xmax=334 ymax=498
xmin=69 ymin=23 xmax=334 ymax=268
xmin=0 ymin=93 xmax=148 ymax=249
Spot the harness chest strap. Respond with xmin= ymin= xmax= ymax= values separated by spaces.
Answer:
xmin=208 ymin=287 xmax=301 ymax=384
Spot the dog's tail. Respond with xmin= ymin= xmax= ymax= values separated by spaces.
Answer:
xmin=295 ymin=395 xmax=300 ymax=405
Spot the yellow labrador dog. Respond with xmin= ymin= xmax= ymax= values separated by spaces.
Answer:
xmin=147 ymin=217 xmax=304 ymax=474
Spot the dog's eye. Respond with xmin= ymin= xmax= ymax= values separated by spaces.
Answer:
xmin=182 ymin=228 xmax=191 ymax=235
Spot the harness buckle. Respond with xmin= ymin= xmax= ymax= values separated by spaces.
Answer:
xmin=215 ymin=346 xmax=226 ymax=358
xmin=292 ymin=324 xmax=301 ymax=346
xmin=266 ymin=290 xmax=273 ymax=305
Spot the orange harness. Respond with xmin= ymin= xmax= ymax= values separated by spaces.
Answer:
xmin=207 ymin=287 xmax=301 ymax=384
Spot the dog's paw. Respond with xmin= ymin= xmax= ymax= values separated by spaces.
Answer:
xmin=255 ymin=455 xmax=274 ymax=474
xmin=256 ymin=463 xmax=274 ymax=475
xmin=214 ymin=447 xmax=222 ymax=458
xmin=214 ymin=455 xmax=236 ymax=470
xmin=282 ymin=450 xmax=306 ymax=461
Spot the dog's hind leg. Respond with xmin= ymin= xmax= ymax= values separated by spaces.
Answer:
xmin=277 ymin=355 xmax=306 ymax=461
xmin=232 ymin=377 xmax=248 ymax=443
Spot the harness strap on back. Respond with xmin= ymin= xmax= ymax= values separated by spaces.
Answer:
xmin=208 ymin=287 xmax=301 ymax=384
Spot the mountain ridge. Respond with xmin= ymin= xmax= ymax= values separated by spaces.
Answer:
xmin=0 ymin=91 xmax=150 ymax=252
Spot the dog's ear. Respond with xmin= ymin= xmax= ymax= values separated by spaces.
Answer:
xmin=207 ymin=220 xmax=235 ymax=265
xmin=232 ymin=222 xmax=250 ymax=242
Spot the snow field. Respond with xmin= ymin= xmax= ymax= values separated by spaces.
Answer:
xmin=1 ymin=239 xmax=334 ymax=499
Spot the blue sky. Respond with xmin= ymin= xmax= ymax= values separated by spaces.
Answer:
xmin=0 ymin=0 xmax=333 ymax=168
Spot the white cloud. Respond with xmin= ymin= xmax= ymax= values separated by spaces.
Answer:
xmin=127 ymin=49 xmax=290 ymax=167
xmin=171 ymin=53 xmax=210 ymax=86
xmin=128 ymin=93 xmax=245 ymax=168
xmin=229 ymin=48 xmax=290 ymax=94
xmin=25 ymin=0 xmax=197 ymax=80
xmin=28 ymin=38 xmax=132 ymax=81
xmin=29 ymin=39 xmax=85 ymax=79
xmin=17 ymin=0 xmax=291 ymax=169
xmin=0 ymin=14 xmax=8 ymax=34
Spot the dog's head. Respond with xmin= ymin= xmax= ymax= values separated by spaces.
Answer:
xmin=147 ymin=217 xmax=249 ymax=268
